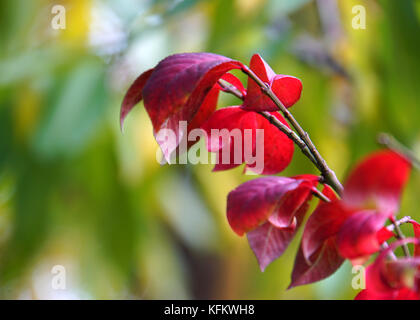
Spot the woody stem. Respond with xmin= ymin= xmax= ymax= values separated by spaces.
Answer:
xmin=220 ymin=68 xmax=344 ymax=196
xmin=378 ymin=133 xmax=420 ymax=170
xmin=389 ymin=216 xmax=411 ymax=257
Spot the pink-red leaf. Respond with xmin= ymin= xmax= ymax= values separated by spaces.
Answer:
xmin=267 ymin=177 xmax=317 ymax=228
xmin=242 ymin=54 xmax=302 ymax=112
xmin=201 ymin=106 xmax=294 ymax=174
xmin=301 ymin=186 xmax=353 ymax=263
xmin=343 ymin=150 xmax=411 ymax=216
xmin=247 ymin=180 xmax=316 ymax=271
xmin=120 ymin=68 xmax=154 ymax=130
xmin=410 ymin=220 xmax=420 ymax=257
xmin=336 ymin=211 xmax=390 ymax=263
xmin=123 ymin=53 xmax=243 ymax=161
xmin=289 ymin=238 xmax=344 ymax=289
xmin=247 ymin=222 xmax=297 ymax=272
xmin=355 ymin=288 xmax=420 ymax=300
xmin=355 ymin=239 xmax=420 ymax=300
xmin=226 ymin=176 xmax=317 ymax=236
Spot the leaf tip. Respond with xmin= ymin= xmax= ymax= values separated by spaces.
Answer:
xmin=120 ymin=114 xmax=126 ymax=134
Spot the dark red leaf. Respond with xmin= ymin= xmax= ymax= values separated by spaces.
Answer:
xmin=410 ymin=220 xmax=420 ymax=256
xmin=356 ymin=239 xmax=420 ymax=300
xmin=354 ymin=289 xmax=390 ymax=300
xmin=289 ymin=238 xmax=344 ymax=289
xmin=247 ymin=222 xmax=297 ymax=272
xmin=376 ymin=226 xmax=395 ymax=244
xmin=394 ymin=288 xmax=420 ymax=300
xmin=242 ymin=54 xmax=302 ymax=112
xmin=287 ymin=186 xmax=348 ymax=288
xmin=355 ymin=288 xmax=419 ymax=300
xmin=201 ymin=106 xmax=294 ymax=174
xmin=122 ymin=53 xmax=243 ymax=161
xmin=247 ymin=181 xmax=316 ymax=271
xmin=120 ymin=68 xmax=154 ymax=130
xmin=186 ymin=84 xmax=220 ymax=133
xmin=336 ymin=211 xmax=390 ymax=263
xmin=301 ymin=186 xmax=352 ymax=262
xmin=343 ymin=150 xmax=411 ymax=216
xmin=268 ymin=176 xmax=318 ymax=228
xmin=226 ymin=176 xmax=317 ymax=236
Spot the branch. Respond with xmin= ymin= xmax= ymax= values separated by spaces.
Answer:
xmin=377 ymin=133 xmax=420 ymax=170
xmin=389 ymin=216 xmax=411 ymax=257
xmin=386 ymin=216 xmax=411 ymax=232
xmin=239 ymin=66 xmax=344 ymax=195
xmin=382 ymin=216 xmax=412 ymax=259
xmin=311 ymin=187 xmax=331 ymax=203
xmin=258 ymin=112 xmax=319 ymax=167
xmin=380 ymin=242 xmax=397 ymax=260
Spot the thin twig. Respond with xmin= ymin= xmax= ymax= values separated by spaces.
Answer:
xmin=378 ymin=133 xmax=420 ymax=170
xmin=389 ymin=216 xmax=411 ymax=257
xmin=382 ymin=216 xmax=412 ymax=259
xmin=380 ymin=242 xmax=397 ymax=260
xmin=258 ymin=112 xmax=318 ymax=166
xmin=218 ymin=80 xmax=244 ymax=100
xmin=385 ymin=216 xmax=411 ymax=232
xmin=311 ymin=187 xmax=331 ymax=203
xmin=239 ymin=66 xmax=344 ymax=195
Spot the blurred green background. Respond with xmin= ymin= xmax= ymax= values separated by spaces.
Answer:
xmin=0 ymin=0 xmax=419 ymax=299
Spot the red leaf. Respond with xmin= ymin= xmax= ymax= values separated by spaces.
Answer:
xmin=410 ymin=220 xmax=420 ymax=256
xmin=186 ymin=84 xmax=220 ymax=133
xmin=270 ymin=75 xmax=303 ymax=108
xmin=394 ymin=288 xmax=420 ymax=300
xmin=354 ymin=289 xmax=390 ymax=300
xmin=300 ymin=186 xmax=349 ymax=260
xmin=242 ymin=54 xmax=302 ymax=112
xmin=247 ymin=222 xmax=297 ymax=272
xmin=268 ymin=176 xmax=318 ymax=228
xmin=289 ymin=238 xmax=344 ymax=289
xmin=120 ymin=68 xmax=154 ymax=130
xmin=355 ymin=288 xmax=420 ymax=300
xmin=343 ymin=150 xmax=411 ymax=216
xmin=123 ymin=53 xmax=243 ymax=161
xmin=336 ymin=211 xmax=390 ymax=263
xmin=201 ymin=106 xmax=294 ymax=175
xmin=356 ymin=239 xmax=420 ymax=300
xmin=287 ymin=186 xmax=348 ymax=288
xmin=376 ymin=226 xmax=394 ymax=244
xmin=226 ymin=176 xmax=317 ymax=236
xmin=247 ymin=181 xmax=316 ymax=271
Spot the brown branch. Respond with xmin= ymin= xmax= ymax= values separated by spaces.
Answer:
xmin=378 ymin=133 xmax=420 ymax=170
xmin=380 ymin=242 xmax=397 ymax=260
xmin=389 ymin=216 xmax=411 ymax=257
xmin=258 ymin=111 xmax=319 ymax=167
xmin=386 ymin=216 xmax=411 ymax=232
xmin=381 ymin=216 xmax=412 ymax=259
xmin=238 ymin=66 xmax=344 ymax=195
xmin=311 ymin=187 xmax=331 ymax=203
